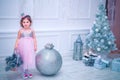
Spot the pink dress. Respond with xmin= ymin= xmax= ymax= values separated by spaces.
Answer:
xmin=18 ymin=29 xmax=35 ymax=70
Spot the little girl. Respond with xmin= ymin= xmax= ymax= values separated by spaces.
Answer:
xmin=14 ymin=15 xmax=37 ymax=79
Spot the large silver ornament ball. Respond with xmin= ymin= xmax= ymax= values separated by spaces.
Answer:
xmin=36 ymin=43 xmax=62 ymax=75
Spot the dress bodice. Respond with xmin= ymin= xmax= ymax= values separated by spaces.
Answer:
xmin=20 ymin=31 xmax=33 ymax=38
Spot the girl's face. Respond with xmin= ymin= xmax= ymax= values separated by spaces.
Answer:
xmin=22 ymin=18 xmax=31 ymax=29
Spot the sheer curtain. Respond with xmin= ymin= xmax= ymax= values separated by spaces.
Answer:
xmin=106 ymin=0 xmax=120 ymax=51
xmin=106 ymin=0 xmax=116 ymax=28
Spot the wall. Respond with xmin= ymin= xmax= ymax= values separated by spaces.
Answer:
xmin=0 ymin=0 xmax=100 ymax=57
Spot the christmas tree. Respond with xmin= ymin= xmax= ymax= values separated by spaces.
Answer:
xmin=85 ymin=3 xmax=117 ymax=54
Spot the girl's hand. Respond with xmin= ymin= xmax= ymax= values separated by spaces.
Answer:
xmin=14 ymin=45 xmax=18 ymax=50
xmin=14 ymin=47 xmax=19 ymax=54
xmin=34 ymin=46 xmax=37 ymax=52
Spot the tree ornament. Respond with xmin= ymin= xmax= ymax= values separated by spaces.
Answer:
xmin=108 ymin=41 xmax=111 ymax=45
xmin=95 ymin=29 xmax=99 ymax=32
xmin=100 ymin=39 xmax=104 ymax=43
xmin=97 ymin=48 xmax=101 ymax=52
xmin=36 ymin=43 xmax=62 ymax=75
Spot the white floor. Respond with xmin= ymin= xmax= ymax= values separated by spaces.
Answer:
xmin=0 ymin=55 xmax=120 ymax=80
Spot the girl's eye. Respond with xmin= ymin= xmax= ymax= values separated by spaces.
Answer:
xmin=23 ymin=21 xmax=29 ymax=23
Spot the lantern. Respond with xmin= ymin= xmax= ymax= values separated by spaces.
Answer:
xmin=73 ymin=35 xmax=83 ymax=60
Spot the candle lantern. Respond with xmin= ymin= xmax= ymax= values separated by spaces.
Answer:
xmin=73 ymin=35 xmax=83 ymax=60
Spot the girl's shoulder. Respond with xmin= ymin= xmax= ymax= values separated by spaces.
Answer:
xmin=30 ymin=28 xmax=35 ymax=32
xmin=19 ymin=28 xmax=24 ymax=33
xmin=30 ymin=27 xmax=34 ymax=30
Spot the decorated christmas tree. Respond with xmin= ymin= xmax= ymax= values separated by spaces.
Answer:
xmin=85 ymin=2 xmax=117 ymax=54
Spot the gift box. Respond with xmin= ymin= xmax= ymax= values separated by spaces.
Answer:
xmin=94 ymin=56 xmax=108 ymax=69
xmin=111 ymin=58 xmax=120 ymax=72
xmin=94 ymin=62 xmax=107 ymax=69
xmin=101 ymin=58 xmax=110 ymax=67
xmin=83 ymin=55 xmax=97 ymax=66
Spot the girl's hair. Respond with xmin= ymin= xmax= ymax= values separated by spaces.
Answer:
xmin=20 ymin=15 xmax=32 ymax=27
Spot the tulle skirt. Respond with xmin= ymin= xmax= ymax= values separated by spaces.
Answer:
xmin=18 ymin=37 xmax=35 ymax=70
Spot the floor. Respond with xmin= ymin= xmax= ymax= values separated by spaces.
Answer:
xmin=0 ymin=54 xmax=120 ymax=80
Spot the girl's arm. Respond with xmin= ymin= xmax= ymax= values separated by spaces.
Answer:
xmin=33 ymin=30 xmax=37 ymax=52
xmin=14 ymin=30 xmax=21 ymax=49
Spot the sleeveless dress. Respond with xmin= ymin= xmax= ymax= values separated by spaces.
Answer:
xmin=18 ymin=29 xmax=35 ymax=70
